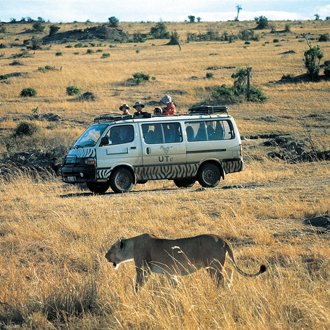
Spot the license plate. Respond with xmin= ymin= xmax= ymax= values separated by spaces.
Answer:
xmin=66 ymin=176 xmax=76 ymax=182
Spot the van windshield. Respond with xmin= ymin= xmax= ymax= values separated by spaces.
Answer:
xmin=73 ymin=124 xmax=108 ymax=148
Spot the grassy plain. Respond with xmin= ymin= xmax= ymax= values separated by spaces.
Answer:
xmin=0 ymin=19 xmax=330 ymax=329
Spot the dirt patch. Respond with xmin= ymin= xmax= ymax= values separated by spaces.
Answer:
xmin=42 ymin=25 xmax=129 ymax=44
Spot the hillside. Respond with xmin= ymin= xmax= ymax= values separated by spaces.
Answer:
xmin=0 ymin=20 xmax=330 ymax=329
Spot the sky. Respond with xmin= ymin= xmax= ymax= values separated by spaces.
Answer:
xmin=1 ymin=0 xmax=330 ymax=23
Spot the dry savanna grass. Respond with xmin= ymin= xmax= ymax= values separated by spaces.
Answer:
xmin=0 ymin=19 xmax=330 ymax=329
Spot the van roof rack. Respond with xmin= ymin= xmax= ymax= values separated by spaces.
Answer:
xmin=188 ymin=105 xmax=228 ymax=114
xmin=94 ymin=114 xmax=133 ymax=123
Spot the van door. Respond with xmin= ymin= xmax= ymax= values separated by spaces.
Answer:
xmin=96 ymin=124 xmax=141 ymax=180
xmin=138 ymin=122 xmax=187 ymax=180
xmin=185 ymin=119 xmax=237 ymax=164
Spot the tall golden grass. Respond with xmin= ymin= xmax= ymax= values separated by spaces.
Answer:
xmin=0 ymin=20 xmax=330 ymax=328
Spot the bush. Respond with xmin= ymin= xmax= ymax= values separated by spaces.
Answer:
xmin=273 ymin=39 xmax=279 ymax=43
xmin=49 ymin=25 xmax=60 ymax=37
xmin=30 ymin=37 xmax=42 ymax=50
xmin=324 ymin=60 xmax=330 ymax=78
xmin=212 ymin=68 xmax=267 ymax=103
xmin=55 ymin=52 xmax=62 ymax=56
xmin=255 ymin=16 xmax=269 ymax=29
xmin=0 ymin=74 xmax=8 ymax=80
xmin=101 ymin=53 xmax=110 ymax=58
xmin=319 ymin=33 xmax=330 ymax=42
xmin=66 ymin=86 xmax=81 ymax=96
xmin=20 ymin=88 xmax=37 ymax=97
xmin=86 ymin=49 xmax=94 ymax=54
xmin=150 ymin=22 xmax=170 ymax=39
xmin=304 ymin=45 xmax=324 ymax=80
xmin=32 ymin=21 xmax=45 ymax=32
xmin=108 ymin=16 xmax=119 ymax=27
xmin=14 ymin=121 xmax=40 ymax=137
xmin=206 ymin=72 xmax=214 ymax=78
xmin=133 ymin=72 xmax=150 ymax=84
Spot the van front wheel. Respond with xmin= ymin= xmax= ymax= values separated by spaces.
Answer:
xmin=110 ymin=168 xmax=134 ymax=193
xmin=198 ymin=163 xmax=221 ymax=188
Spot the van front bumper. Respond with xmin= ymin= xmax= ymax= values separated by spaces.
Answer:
xmin=61 ymin=164 xmax=96 ymax=183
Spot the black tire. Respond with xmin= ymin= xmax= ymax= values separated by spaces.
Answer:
xmin=87 ymin=181 xmax=110 ymax=194
xmin=110 ymin=167 xmax=134 ymax=193
xmin=197 ymin=163 xmax=221 ymax=188
xmin=173 ymin=178 xmax=196 ymax=188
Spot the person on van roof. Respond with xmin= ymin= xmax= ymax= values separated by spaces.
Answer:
xmin=160 ymin=95 xmax=176 ymax=115
xmin=133 ymin=102 xmax=148 ymax=117
xmin=154 ymin=107 xmax=163 ymax=115
xmin=120 ymin=104 xmax=131 ymax=115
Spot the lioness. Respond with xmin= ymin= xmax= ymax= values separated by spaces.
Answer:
xmin=105 ymin=233 xmax=266 ymax=290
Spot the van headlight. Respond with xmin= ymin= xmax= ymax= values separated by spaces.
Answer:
xmin=85 ymin=158 xmax=96 ymax=165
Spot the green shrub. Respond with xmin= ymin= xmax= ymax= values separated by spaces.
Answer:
xmin=319 ymin=33 xmax=330 ymax=42
xmin=150 ymin=22 xmax=170 ymax=39
xmin=108 ymin=16 xmax=119 ymax=27
xmin=14 ymin=121 xmax=40 ymax=137
xmin=133 ymin=72 xmax=150 ymax=84
xmin=10 ymin=60 xmax=22 ymax=66
xmin=273 ymin=39 xmax=279 ymax=43
xmin=20 ymin=87 xmax=37 ymax=97
xmin=0 ymin=74 xmax=8 ymax=80
xmin=49 ymin=25 xmax=60 ymax=36
xmin=255 ymin=16 xmax=269 ymax=29
xmin=324 ymin=60 xmax=330 ymax=78
xmin=32 ymin=21 xmax=45 ymax=32
xmin=101 ymin=53 xmax=110 ymax=58
xmin=38 ymin=67 xmax=46 ymax=73
xmin=55 ymin=52 xmax=62 ymax=56
xmin=304 ymin=45 xmax=324 ymax=80
xmin=66 ymin=86 xmax=81 ymax=96
xmin=206 ymin=72 xmax=214 ymax=78
xmin=86 ymin=49 xmax=94 ymax=54
xmin=212 ymin=69 xmax=267 ymax=103
xmin=74 ymin=42 xmax=83 ymax=48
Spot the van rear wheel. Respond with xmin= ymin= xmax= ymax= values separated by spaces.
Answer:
xmin=110 ymin=168 xmax=134 ymax=193
xmin=87 ymin=181 xmax=110 ymax=194
xmin=198 ymin=163 xmax=221 ymax=188
xmin=173 ymin=178 xmax=196 ymax=188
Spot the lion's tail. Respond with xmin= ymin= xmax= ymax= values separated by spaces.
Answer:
xmin=225 ymin=241 xmax=266 ymax=277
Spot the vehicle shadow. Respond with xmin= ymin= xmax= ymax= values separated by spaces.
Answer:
xmin=60 ymin=187 xmax=180 ymax=198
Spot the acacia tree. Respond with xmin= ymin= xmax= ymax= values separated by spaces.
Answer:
xmin=235 ymin=5 xmax=242 ymax=21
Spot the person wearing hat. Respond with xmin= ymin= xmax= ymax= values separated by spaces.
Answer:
xmin=133 ymin=102 xmax=148 ymax=117
xmin=120 ymin=104 xmax=131 ymax=115
xmin=153 ymin=107 xmax=163 ymax=115
xmin=160 ymin=95 xmax=176 ymax=115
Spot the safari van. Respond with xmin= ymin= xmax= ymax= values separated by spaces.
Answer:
xmin=61 ymin=105 xmax=244 ymax=193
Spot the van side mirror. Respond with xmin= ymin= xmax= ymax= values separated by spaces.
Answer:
xmin=100 ymin=136 xmax=109 ymax=146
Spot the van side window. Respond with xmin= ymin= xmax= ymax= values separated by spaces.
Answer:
xmin=106 ymin=125 xmax=134 ymax=145
xmin=185 ymin=120 xmax=234 ymax=141
xmin=142 ymin=123 xmax=182 ymax=144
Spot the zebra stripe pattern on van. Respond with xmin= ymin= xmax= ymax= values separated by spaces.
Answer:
xmin=135 ymin=163 xmax=199 ymax=180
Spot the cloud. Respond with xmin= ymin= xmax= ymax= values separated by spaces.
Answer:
xmin=316 ymin=5 xmax=330 ymax=18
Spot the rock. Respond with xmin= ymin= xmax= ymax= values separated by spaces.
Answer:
xmin=0 ymin=146 xmax=68 ymax=178
xmin=304 ymin=215 xmax=330 ymax=231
